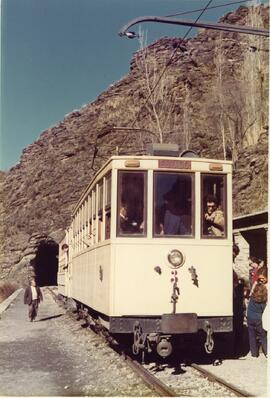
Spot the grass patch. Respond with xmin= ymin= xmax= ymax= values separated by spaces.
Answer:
xmin=0 ymin=281 xmax=18 ymax=304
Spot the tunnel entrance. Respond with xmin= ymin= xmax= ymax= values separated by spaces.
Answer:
xmin=33 ymin=240 xmax=59 ymax=287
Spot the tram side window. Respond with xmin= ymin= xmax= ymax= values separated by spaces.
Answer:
xmin=105 ymin=173 xmax=111 ymax=240
xmin=154 ymin=172 xmax=194 ymax=237
xmin=88 ymin=193 xmax=92 ymax=243
xmin=117 ymin=171 xmax=146 ymax=236
xmin=97 ymin=182 xmax=103 ymax=242
xmin=98 ymin=182 xmax=103 ymax=220
xmin=92 ymin=188 xmax=97 ymax=244
xmin=201 ymin=174 xmax=226 ymax=238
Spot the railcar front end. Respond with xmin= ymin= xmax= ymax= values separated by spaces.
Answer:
xmin=58 ymin=154 xmax=233 ymax=358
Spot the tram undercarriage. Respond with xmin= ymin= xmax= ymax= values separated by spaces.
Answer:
xmin=74 ymin=300 xmax=233 ymax=358
xmin=110 ymin=315 xmax=233 ymax=357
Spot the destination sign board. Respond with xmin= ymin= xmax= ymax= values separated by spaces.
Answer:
xmin=158 ymin=159 xmax=192 ymax=169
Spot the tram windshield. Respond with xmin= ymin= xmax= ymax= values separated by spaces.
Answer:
xmin=201 ymin=174 xmax=226 ymax=238
xmin=154 ymin=172 xmax=194 ymax=237
xmin=117 ymin=171 xmax=146 ymax=236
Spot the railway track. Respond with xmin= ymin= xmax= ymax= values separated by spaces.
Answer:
xmin=49 ymin=289 xmax=257 ymax=397
xmin=125 ymin=356 xmax=253 ymax=397
xmin=190 ymin=363 xmax=253 ymax=397
xmin=125 ymin=357 xmax=177 ymax=397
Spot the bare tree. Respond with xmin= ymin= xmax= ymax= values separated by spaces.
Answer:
xmin=133 ymin=30 xmax=180 ymax=145
xmin=204 ymin=3 xmax=269 ymax=165
xmin=182 ymin=83 xmax=192 ymax=150
xmin=240 ymin=2 xmax=269 ymax=145
xmin=214 ymin=32 xmax=227 ymax=160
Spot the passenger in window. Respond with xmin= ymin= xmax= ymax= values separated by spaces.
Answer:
xmin=204 ymin=195 xmax=224 ymax=236
xmin=158 ymin=191 xmax=187 ymax=235
xmin=119 ymin=201 xmax=143 ymax=233
xmin=119 ymin=202 xmax=129 ymax=232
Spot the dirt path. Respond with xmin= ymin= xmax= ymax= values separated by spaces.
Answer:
xmin=0 ymin=288 xmax=154 ymax=396
xmin=0 ymin=289 xmax=81 ymax=396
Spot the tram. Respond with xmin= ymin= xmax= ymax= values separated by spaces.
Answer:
xmin=58 ymin=146 xmax=233 ymax=357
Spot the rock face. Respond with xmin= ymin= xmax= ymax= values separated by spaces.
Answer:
xmin=233 ymin=131 xmax=268 ymax=215
xmin=0 ymin=5 xmax=268 ymax=285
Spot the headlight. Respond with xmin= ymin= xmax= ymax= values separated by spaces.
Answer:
xmin=167 ymin=249 xmax=185 ymax=268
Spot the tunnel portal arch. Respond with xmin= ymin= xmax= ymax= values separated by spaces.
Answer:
xmin=32 ymin=239 xmax=59 ymax=287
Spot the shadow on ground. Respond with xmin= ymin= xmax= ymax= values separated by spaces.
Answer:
xmin=38 ymin=314 xmax=64 ymax=322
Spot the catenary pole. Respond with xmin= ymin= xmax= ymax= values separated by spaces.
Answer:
xmin=119 ymin=16 xmax=269 ymax=37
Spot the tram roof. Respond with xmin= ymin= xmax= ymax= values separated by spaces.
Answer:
xmin=100 ymin=154 xmax=232 ymax=169
xmin=108 ymin=155 xmax=232 ymax=161
xmin=95 ymin=155 xmax=233 ymax=178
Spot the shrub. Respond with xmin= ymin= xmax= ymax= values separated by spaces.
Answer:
xmin=0 ymin=281 xmax=18 ymax=304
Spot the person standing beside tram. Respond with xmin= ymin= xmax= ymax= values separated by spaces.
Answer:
xmin=249 ymin=257 xmax=264 ymax=287
xmin=232 ymin=244 xmax=245 ymax=355
xmin=246 ymin=268 xmax=268 ymax=358
xmin=24 ymin=278 xmax=43 ymax=322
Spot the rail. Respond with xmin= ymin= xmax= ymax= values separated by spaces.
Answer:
xmin=125 ymin=356 xmax=178 ymax=397
xmin=191 ymin=363 xmax=254 ymax=397
xmin=47 ymin=288 xmax=258 ymax=397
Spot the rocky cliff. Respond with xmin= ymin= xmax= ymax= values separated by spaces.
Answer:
xmin=0 ymin=5 xmax=268 ymax=284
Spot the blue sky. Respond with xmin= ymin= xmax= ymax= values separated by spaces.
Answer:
xmin=0 ymin=0 xmax=267 ymax=170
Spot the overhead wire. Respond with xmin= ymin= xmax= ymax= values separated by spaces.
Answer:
xmin=165 ymin=0 xmax=265 ymax=18
xmin=91 ymin=0 xmax=268 ymax=165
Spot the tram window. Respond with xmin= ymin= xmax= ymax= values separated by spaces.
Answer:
xmin=154 ymin=172 xmax=194 ymax=237
xmin=88 ymin=194 xmax=92 ymax=224
xmin=105 ymin=213 xmax=111 ymax=240
xmin=82 ymin=203 xmax=86 ymax=229
xmin=88 ymin=194 xmax=92 ymax=242
xmin=201 ymin=174 xmax=226 ymax=238
xmin=79 ymin=206 xmax=82 ymax=231
xmin=92 ymin=188 xmax=96 ymax=220
xmin=117 ymin=171 xmax=146 ymax=236
xmin=105 ymin=173 xmax=112 ymax=209
xmin=85 ymin=201 xmax=88 ymax=227
xmin=91 ymin=188 xmax=97 ymax=244
xmin=105 ymin=173 xmax=111 ymax=240
xmin=97 ymin=182 xmax=104 ymax=242
xmin=73 ymin=214 xmax=76 ymax=236
xmin=98 ymin=182 xmax=103 ymax=220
